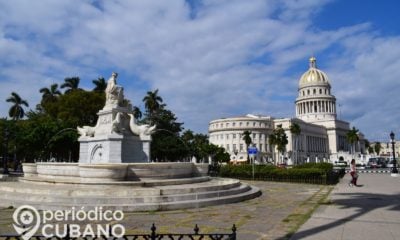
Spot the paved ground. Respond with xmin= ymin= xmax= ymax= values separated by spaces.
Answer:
xmin=291 ymin=173 xmax=400 ymax=240
xmin=0 ymin=180 xmax=329 ymax=240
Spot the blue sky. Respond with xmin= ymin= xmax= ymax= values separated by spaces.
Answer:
xmin=0 ymin=0 xmax=400 ymax=141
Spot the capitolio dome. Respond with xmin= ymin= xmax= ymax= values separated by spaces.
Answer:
xmin=299 ymin=57 xmax=330 ymax=87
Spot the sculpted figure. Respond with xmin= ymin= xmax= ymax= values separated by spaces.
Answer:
xmin=128 ymin=114 xmax=156 ymax=138
xmin=112 ymin=112 xmax=123 ymax=133
xmin=77 ymin=126 xmax=96 ymax=137
xmin=77 ymin=118 xmax=100 ymax=137
xmin=105 ymin=72 xmax=124 ymax=107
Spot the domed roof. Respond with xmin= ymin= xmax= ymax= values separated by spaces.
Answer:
xmin=299 ymin=57 xmax=330 ymax=87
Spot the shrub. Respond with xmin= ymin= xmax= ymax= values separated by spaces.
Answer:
xmin=219 ymin=163 xmax=340 ymax=185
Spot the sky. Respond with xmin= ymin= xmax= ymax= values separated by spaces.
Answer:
xmin=1 ymin=0 xmax=400 ymax=142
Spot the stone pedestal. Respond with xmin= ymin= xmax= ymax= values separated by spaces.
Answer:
xmin=79 ymin=134 xmax=149 ymax=163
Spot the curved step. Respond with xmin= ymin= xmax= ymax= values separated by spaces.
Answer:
xmin=0 ymin=178 xmax=262 ymax=211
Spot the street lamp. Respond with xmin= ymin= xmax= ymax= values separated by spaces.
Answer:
xmin=390 ymin=131 xmax=398 ymax=176
xmin=2 ymin=126 xmax=9 ymax=174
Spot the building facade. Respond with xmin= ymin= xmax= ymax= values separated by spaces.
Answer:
xmin=209 ymin=57 xmax=366 ymax=165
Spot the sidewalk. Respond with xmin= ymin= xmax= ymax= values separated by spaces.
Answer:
xmin=291 ymin=173 xmax=400 ymax=240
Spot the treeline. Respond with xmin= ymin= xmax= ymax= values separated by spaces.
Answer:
xmin=1 ymin=76 xmax=229 ymax=165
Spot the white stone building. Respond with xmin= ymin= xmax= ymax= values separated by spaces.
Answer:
xmin=209 ymin=57 xmax=366 ymax=165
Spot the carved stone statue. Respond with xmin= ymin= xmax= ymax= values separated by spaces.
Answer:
xmin=128 ymin=114 xmax=156 ymax=139
xmin=77 ymin=120 xmax=100 ymax=137
xmin=105 ymin=72 xmax=124 ymax=107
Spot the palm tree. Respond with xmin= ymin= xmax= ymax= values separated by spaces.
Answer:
xmin=92 ymin=77 xmax=107 ymax=92
xmin=346 ymin=127 xmax=359 ymax=158
xmin=6 ymin=92 xmax=29 ymax=120
xmin=132 ymin=106 xmax=142 ymax=120
xmin=143 ymin=89 xmax=163 ymax=116
xmin=242 ymin=130 xmax=252 ymax=164
xmin=374 ymin=142 xmax=382 ymax=156
xmin=269 ymin=124 xmax=288 ymax=165
xmin=39 ymin=83 xmax=62 ymax=103
xmin=61 ymin=77 xmax=81 ymax=94
xmin=290 ymin=122 xmax=301 ymax=165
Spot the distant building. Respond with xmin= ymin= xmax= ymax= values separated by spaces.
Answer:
xmin=209 ymin=57 xmax=366 ymax=165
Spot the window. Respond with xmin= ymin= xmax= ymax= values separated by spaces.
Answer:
xmin=253 ymin=122 xmax=256 ymax=126
xmin=233 ymin=134 xmax=236 ymax=139
xmin=226 ymin=134 xmax=229 ymax=139
xmin=233 ymin=144 xmax=237 ymax=151
xmin=259 ymin=133 xmax=262 ymax=139
xmin=259 ymin=144 xmax=262 ymax=151
xmin=253 ymin=133 xmax=256 ymax=139
xmin=246 ymin=122 xmax=249 ymax=126
xmin=307 ymin=89 xmax=310 ymax=95
xmin=239 ymin=122 xmax=242 ymax=126
xmin=303 ymin=91 xmax=305 ymax=96
xmin=221 ymin=134 xmax=224 ymax=140
xmin=226 ymin=144 xmax=230 ymax=151
xmin=313 ymin=89 xmax=316 ymax=95
xmin=259 ymin=122 xmax=262 ymax=127
xmin=319 ymin=89 xmax=322 ymax=94
xmin=226 ymin=123 xmax=229 ymax=127
xmin=240 ymin=144 xmax=244 ymax=151
xmin=233 ymin=122 xmax=236 ymax=127
xmin=325 ymin=89 xmax=327 ymax=94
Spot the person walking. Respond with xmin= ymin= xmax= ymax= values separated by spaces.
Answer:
xmin=349 ymin=159 xmax=358 ymax=187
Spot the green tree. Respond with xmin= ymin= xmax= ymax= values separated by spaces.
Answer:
xmin=269 ymin=124 xmax=288 ymax=164
xmin=290 ymin=122 xmax=301 ymax=165
xmin=132 ymin=106 xmax=142 ymax=120
xmin=143 ymin=89 xmax=164 ymax=119
xmin=242 ymin=130 xmax=252 ymax=164
xmin=92 ymin=77 xmax=107 ymax=92
xmin=145 ymin=106 xmax=185 ymax=161
xmin=40 ymin=84 xmax=62 ymax=104
xmin=6 ymin=92 xmax=29 ymax=120
xmin=374 ymin=142 xmax=382 ymax=156
xmin=346 ymin=127 xmax=359 ymax=157
xmin=61 ymin=77 xmax=81 ymax=94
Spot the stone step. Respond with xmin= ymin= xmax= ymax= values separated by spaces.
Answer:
xmin=0 ymin=178 xmax=240 ymax=197
xmin=0 ymin=185 xmax=261 ymax=211
xmin=20 ymin=175 xmax=211 ymax=186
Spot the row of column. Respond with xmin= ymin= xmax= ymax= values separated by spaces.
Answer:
xmin=296 ymin=100 xmax=336 ymax=115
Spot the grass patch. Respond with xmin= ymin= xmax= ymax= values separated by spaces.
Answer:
xmin=281 ymin=186 xmax=333 ymax=239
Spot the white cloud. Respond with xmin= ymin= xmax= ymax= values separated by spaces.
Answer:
xmin=0 ymin=0 xmax=399 ymax=140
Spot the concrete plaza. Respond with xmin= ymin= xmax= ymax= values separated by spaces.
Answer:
xmin=291 ymin=173 xmax=400 ymax=240
xmin=0 ymin=179 xmax=328 ymax=239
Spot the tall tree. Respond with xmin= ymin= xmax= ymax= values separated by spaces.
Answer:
xmin=346 ymin=127 xmax=359 ymax=157
xmin=40 ymin=83 xmax=62 ymax=103
xmin=269 ymin=124 xmax=288 ymax=165
xmin=374 ymin=142 xmax=382 ymax=156
xmin=242 ymin=130 xmax=252 ymax=164
xmin=132 ymin=106 xmax=142 ymax=120
xmin=143 ymin=89 xmax=163 ymax=118
xmin=290 ymin=122 xmax=301 ymax=165
xmin=61 ymin=77 xmax=81 ymax=94
xmin=6 ymin=92 xmax=29 ymax=120
xmin=92 ymin=77 xmax=107 ymax=92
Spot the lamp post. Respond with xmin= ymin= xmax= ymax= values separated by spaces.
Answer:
xmin=2 ymin=126 xmax=9 ymax=174
xmin=390 ymin=131 xmax=398 ymax=177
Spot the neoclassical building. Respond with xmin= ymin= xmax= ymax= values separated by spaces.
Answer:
xmin=209 ymin=57 xmax=366 ymax=164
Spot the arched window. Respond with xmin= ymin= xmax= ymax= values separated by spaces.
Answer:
xmin=319 ymin=89 xmax=322 ymax=94
xmin=307 ymin=89 xmax=310 ymax=95
xmin=313 ymin=89 xmax=316 ymax=95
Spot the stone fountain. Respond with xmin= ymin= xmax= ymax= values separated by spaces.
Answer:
xmin=0 ymin=73 xmax=261 ymax=211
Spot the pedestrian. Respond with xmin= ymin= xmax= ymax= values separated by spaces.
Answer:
xmin=349 ymin=159 xmax=358 ymax=187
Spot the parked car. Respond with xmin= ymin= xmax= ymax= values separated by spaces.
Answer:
xmin=387 ymin=159 xmax=398 ymax=169
xmin=367 ymin=158 xmax=386 ymax=168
